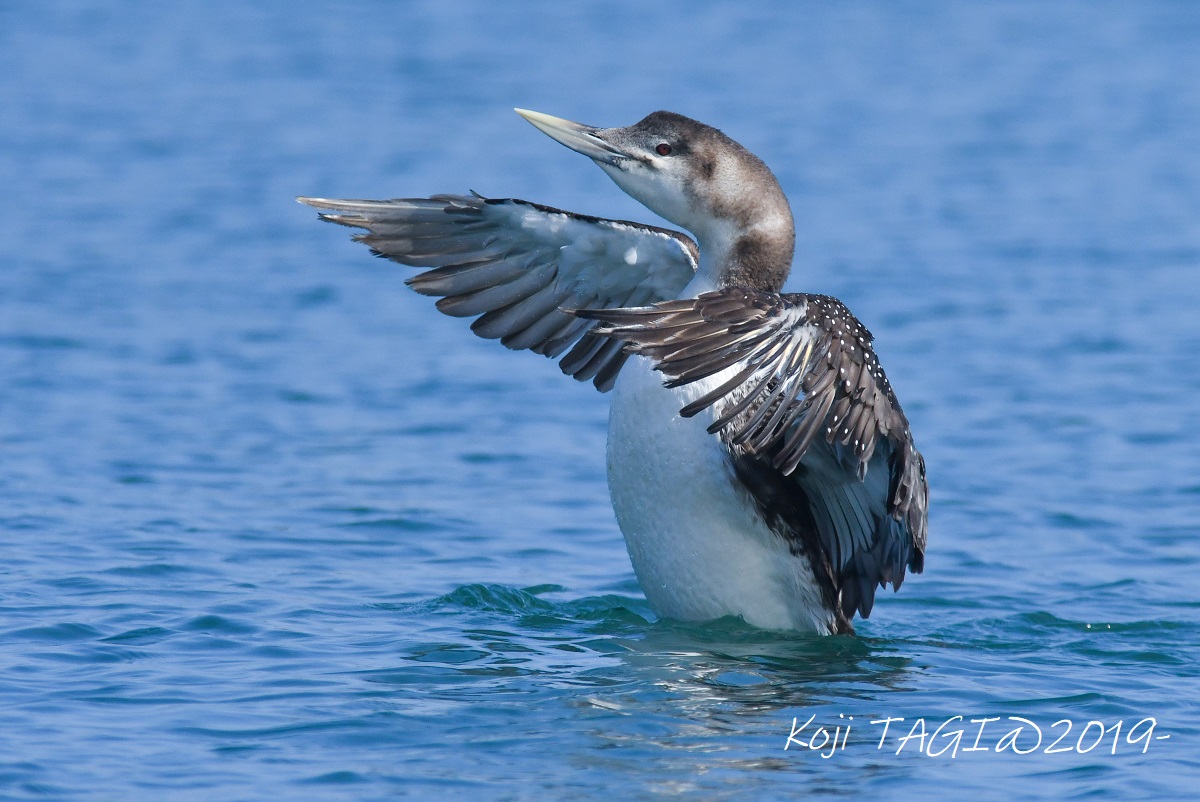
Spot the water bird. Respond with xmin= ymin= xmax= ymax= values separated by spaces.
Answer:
xmin=299 ymin=108 xmax=927 ymax=634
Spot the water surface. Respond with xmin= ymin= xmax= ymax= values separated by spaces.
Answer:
xmin=2 ymin=2 xmax=1199 ymax=799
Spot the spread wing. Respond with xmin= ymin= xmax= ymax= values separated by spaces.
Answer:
xmin=577 ymin=288 xmax=928 ymax=625
xmin=298 ymin=193 xmax=698 ymax=391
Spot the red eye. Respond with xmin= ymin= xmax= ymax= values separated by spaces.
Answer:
xmin=655 ymin=143 xmax=672 ymax=156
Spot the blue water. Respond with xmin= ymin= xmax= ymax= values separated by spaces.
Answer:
xmin=2 ymin=2 xmax=1199 ymax=799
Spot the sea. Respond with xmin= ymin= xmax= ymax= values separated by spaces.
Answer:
xmin=2 ymin=2 xmax=1198 ymax=799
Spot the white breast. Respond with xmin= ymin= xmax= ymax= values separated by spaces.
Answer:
xmin=605 ymin=356 xmax=836 ymax=633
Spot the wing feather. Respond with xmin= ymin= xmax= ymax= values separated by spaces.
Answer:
xmin=436 ymin=262 xmax=554 ymax=318
xmin=471 ymin=283 xmax=570 ymax=341
xmin=299 ymin=193 xmax=698 ymax=391
xmin=407 ymin=258 xmax=529 ymax=297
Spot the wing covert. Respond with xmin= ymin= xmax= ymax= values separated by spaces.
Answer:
xmin=298 ymin=193 xmax=698 ymax=391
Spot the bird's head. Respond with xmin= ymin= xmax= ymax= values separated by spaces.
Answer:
xmin=515 ymin=108 xmax=792 ymax=254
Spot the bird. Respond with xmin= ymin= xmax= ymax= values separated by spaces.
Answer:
xmin=299 ymin=108 xmax=927 ymax=634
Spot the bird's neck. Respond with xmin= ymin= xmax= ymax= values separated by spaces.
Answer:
xmin=686 ymin=211 xmax=795 ymax=297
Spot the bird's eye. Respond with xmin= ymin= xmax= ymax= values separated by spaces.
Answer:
xmin=655 ymin=143 xmax=673 ymax=156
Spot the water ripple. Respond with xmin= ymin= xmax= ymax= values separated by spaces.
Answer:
xmin=2 ymin=2 xmax=1199 ymax=800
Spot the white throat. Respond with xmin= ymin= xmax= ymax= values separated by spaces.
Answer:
xmin=683 ymin=220 xmax=741 ymax=297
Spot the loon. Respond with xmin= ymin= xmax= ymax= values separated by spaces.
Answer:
xmin=299 ymin=109 xmax=928 ymax=634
